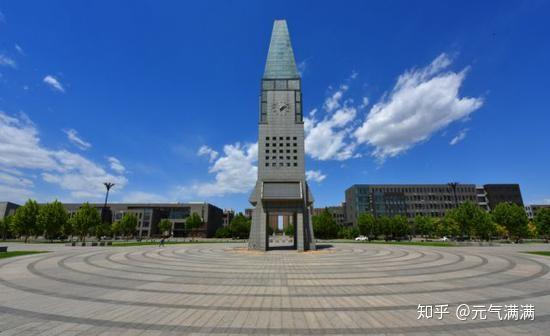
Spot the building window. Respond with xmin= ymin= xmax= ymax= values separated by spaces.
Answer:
xmin=266 ymin=137 xmax=270 ymax=140
xmin=265 ymin=163 xmax=269 ymax=167
xmin=293 ymin=163 xmax=298 ymax=166
xmin=293 ymin=143 xmax=297 ymax=146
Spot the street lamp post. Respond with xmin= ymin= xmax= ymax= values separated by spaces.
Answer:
xmin=447 ymin=182 xmax=462 ymax=238
xmin=102 ymin=182 xmax=115 ymax=224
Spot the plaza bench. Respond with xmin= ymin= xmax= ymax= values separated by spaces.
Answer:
xmin=0 ymin=246 xmax=7 ymax=253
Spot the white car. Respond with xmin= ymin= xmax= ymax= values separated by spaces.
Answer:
xmin=355 ymin=235 xmax=368 ymax=241
xmin=439 ymin=236 xmax=449 ymax=242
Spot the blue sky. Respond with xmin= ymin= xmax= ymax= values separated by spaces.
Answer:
xmin=1 ymin=1 xmax=549 ymax=211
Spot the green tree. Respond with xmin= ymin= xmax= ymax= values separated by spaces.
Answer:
xmin=1 ymin=215 xmax=12 ymax=240
xmin=492 ymin=203 xmax=529 ymax=242
xmin=284 ymin=223 xmax=295 ymax=236
xmin=36 ymin=200 xmax=68 ymax=242
xmin=214 ymin=226 xmax=231 ymax=238
xmin=338 ymin=226 xmax=359 ymax=239
xmin=11 ymin=199 xmax=40 ymax=243
xmin=357 ymin=213 xmax=378 ymax=238
xmin=158 ymin=218 xmax=173 ymax=237
xmin=391 ymin=215 xmax=410 ymax=240
xmin=377 ymin=216 xmax=393 ymax=240
xmin=446 ymin=201 xmax=480 ymax=238
xmin=230 ymin=213 xmax=251 ymax=238
xmin=185 ymin=213 xmax=203 ymax=236
xmin=266 ymin=223 xmax=274 ymax=236
xmin=471 ymin=210 xmax=496 ymax=241
xmin=312 ymin=209 xmax=339 ymax=239
xmin=437 ymin=216 xmax=460 ymax=238
xmin=535 ymin=208 xmax=550 ymax=242
xmin=71 ymin=203 xmax=101 ymax=242
xmin=414 ymin=215 xmax=436 ymax=238
xmin=118 ymin=213 xmax=138 ymax=240
xmin=93 ymin=222 xmax=112 ymax=240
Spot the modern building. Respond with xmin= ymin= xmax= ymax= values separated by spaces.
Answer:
xmin=0 ymin=201 xmax=20 ymax=221
xmin=345 ymin=184 xmax=478 ymax=226
xmin=61 ymin=202 xmax=223 ymax=238
xmin=248 ymin=20 xmax=315 ymax=251
xmin=528 ymin=204 xmax=550 ymax=219
xmin=244 ymin=208 xmax=254 ymax=219
xmin=476 ymin=186 xmax=490 ymax=212
xmin=313 ymin=204 xmax=347 ymax=226
xmin=222 ymin=209 xmax=235 ymax=227
xmin=483 ymin=184 xmax=524 ymax=210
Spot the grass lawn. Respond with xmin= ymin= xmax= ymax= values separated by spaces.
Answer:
xmin=357 ymin=240 xmax=454 ymax=247
xmin=112 ymin=240 xmax=245 ymax=247
xmin=523 ymin=251 xmax=550 ymax=257
xmin=0 ymin=251 xmax=49 ymax=259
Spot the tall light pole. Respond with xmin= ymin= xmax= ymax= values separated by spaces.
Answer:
xmin=102 ymin=182 xmax=115 ymax=224
xmin=447 ymin=182 xmax=459 ymax=209
xmin=447 ymin=182 xmax=461 ymax=238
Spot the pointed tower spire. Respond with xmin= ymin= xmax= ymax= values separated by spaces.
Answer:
xmin=263 ymin=20 xmax=300 ymax=79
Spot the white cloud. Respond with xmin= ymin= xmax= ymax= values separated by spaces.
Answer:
xmin=0 ymin=184 xmax=33 ymax=204
xmin=181 ymin=142 xmax=257 ymax=197
xmin=0 ymin=171 xmax=33 ymax=187
xmin=197 ymin=145 xmax=219 ymax=163
xmin=306 ymin=170 xmax=326 ymax=183
xmin=304 ymin=72 xmax=365 ymax=161
xmin=323 ymin=85 xmax=348 ymax=112
xmin=354 ymin=53 xmax=483 ymax=161
xmin=297 ymin=60 xmax=308 ymax=76
xmin=64 ymin=129 xmax=91 ymax=150
xmin=359 ymin=97 xmax=369 ymax=109
xmin=0 ymin=112 xmax=127 ymax=200
xmin=0 ymin=54 xmax=16 ymax=68
xmin=121 ymin=191 xmax=170 ymax=203
xmin=14 ymin=44 xmax=24 ymax=55
xmin=43 ymin=75 xmax=65 ymax=93
xmin=107 ymin=156 xmax=126 ymax=174
xmin=450 ymin=129 xmax=468 ymax=145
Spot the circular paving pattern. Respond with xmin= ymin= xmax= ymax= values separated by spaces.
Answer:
xmin=1 ymin=243 xmax=550 ymax=335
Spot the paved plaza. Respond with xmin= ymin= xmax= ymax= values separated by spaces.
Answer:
xmin=1 ymin=242 xmax=550 ymax=335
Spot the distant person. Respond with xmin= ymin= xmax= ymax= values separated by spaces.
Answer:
xmin=159 ymin=237 xmax=165 ymax=247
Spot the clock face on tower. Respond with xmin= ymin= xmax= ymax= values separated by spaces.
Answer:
xmin=271 ymin=102 xmax=290 ymax=116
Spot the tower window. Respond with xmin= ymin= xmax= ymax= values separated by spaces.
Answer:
xmin=266 ymin=137 xmax=270 ymax=140
xmin=293 ymin=143 xmax=297 ymax=146
xmin=293 ymin=163 xmax=298 ymax=167
xmin=286 ymin=136 xmax=290 ymax=140
xmin=293 ymin=137 xmax=297 ymax=140
xmin=279 ymin=137 xmax=283 ymax=140
xmin=265 ymin=156 xmax=269 ymax=160
xmin=265 ymin=163 xmax=269 ymax=167
xmin=265 ymin=150 xmax=269 ymax=153
xmin=293 ymin=156 xmax=297 ymax=160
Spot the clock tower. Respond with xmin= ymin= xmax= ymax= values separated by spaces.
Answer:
xmin=248 ymin=20 xmax=316 ymax=251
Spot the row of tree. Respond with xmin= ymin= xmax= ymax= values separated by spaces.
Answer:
xmin=357 ymin=201 xmax=550 ymax=242
xmin=214 ymin=214 xmax=252 ymax=239
xmin=310 ymin=202 xmax=550 ymax=242
xmin=1 ymin=199 xmax=205 ymax=242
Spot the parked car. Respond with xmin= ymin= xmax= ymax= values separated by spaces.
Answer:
xmin=439 ymin=236 xmax=449 ymax=242
xmin=355 ymin=235 xmax=368 ymax=241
